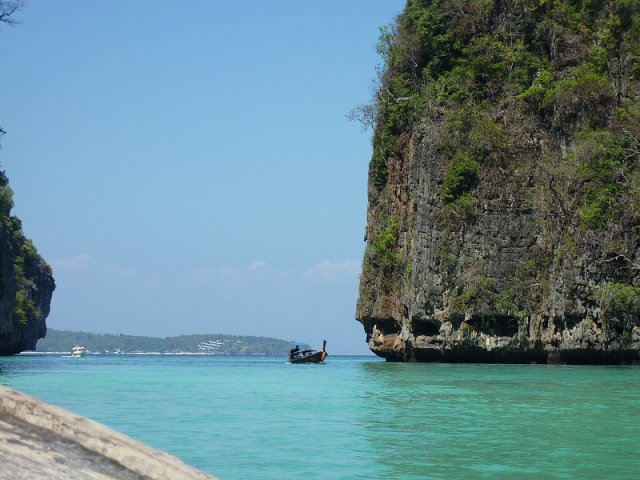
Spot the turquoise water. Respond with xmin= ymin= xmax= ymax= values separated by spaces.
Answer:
xmin=1 ymin=355 xmax=639 ymax=479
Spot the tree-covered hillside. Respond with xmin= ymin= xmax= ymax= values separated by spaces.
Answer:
xmin=35 ymin=329 xmax=310 ymax=355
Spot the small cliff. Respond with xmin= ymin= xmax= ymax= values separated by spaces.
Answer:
xmin=356 ymin=0 xmax=640 ymax=363
xmin=0 ymin=171 xmax=54 ymax=355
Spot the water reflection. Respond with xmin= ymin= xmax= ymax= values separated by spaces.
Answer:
xmin=354 ymin=362 xmax=640 ymax=479
xmin=0 ymin=355 xmax=52 ymax=380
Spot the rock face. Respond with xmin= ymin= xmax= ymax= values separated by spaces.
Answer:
xmin=0 ymin=385 xmax=217 ymax=479
xmin=0 ymin=172 xmax=54 ymax=355
xmin=356 ymin=0 xmax=640 ymax=363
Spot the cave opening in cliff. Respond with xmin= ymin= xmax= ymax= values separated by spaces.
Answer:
xmin=563 ymin=315 xmax=582 ymax=330
xmin=467 ymin=314 xmax=519 ymax=337
xmin=361 ymin=317 xmax=401 ymax=336
xmin=411 ymin=317 xmax=441 ymax=336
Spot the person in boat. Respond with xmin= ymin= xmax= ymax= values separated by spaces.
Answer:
xmin=289 ymin=345 xmax=299 ymax=359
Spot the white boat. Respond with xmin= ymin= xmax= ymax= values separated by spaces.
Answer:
xmin=70 ymin=346 xmax=87 ymax=357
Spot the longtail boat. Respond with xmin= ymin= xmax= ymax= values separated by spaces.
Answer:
xmin=289 ymin=340 xmax=327 ymax=364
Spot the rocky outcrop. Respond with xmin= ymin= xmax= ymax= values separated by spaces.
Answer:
xmin=0 ymin=0 xmax=54 ymax=355
xmin=0 ymin=172 xmax=54 ymax=355
xmin=0 ymin=385 xmax=217 ymax=479
xmin=356 ymin=0 xmax=640 ymax=363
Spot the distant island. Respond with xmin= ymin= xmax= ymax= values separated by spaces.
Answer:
xmin=34 ymin=329 xmax=309 ymax=355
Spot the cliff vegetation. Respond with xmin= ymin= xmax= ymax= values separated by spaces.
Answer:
xmin=356 ymin=0 xmax=640 ymax=363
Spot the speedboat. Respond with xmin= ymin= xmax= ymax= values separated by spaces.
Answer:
xmin=289 ymin=340 xmax=327 ymax=364
xmin=70 ymin=346 xmax=87 ymax=357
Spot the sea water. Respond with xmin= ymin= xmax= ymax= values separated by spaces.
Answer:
xmin=0 ymin=355 xmax=639 ymax=480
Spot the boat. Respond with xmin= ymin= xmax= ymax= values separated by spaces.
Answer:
xmin=70 ymin=346 xmax=87 ymax=357
xmin=289 ymin=340 xmax=327 ymax=364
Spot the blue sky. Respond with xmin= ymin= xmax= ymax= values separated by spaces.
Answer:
xmin=0 ymin=1 xmax=405 ymax=354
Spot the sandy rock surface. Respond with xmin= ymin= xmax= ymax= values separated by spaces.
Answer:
xmin=0 ymin=385 xmax=216 ymax=480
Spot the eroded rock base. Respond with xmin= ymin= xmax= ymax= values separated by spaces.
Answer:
xmin=364 ymin=318 xmax=640 ymax=364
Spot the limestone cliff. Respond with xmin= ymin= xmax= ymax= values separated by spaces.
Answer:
xmin=0 ymin=385 xmax=216 ymax=479
xmin=356 ymin=0 xmax=640 ymax=363
xmin=0 ymin=172 xmax=54 ymax=355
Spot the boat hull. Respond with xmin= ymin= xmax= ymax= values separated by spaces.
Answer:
xmin=289 ymin=350 xmax=326 ymax=364
xmin=70 ymin=346 xmax=87 ymax=357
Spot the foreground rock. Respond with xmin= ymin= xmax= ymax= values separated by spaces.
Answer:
xmin=0 ymin=385 xmax=216 ymax=479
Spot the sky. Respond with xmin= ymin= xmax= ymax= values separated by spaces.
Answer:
xmin=0 ymin=1 xmax=405 ymax=355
